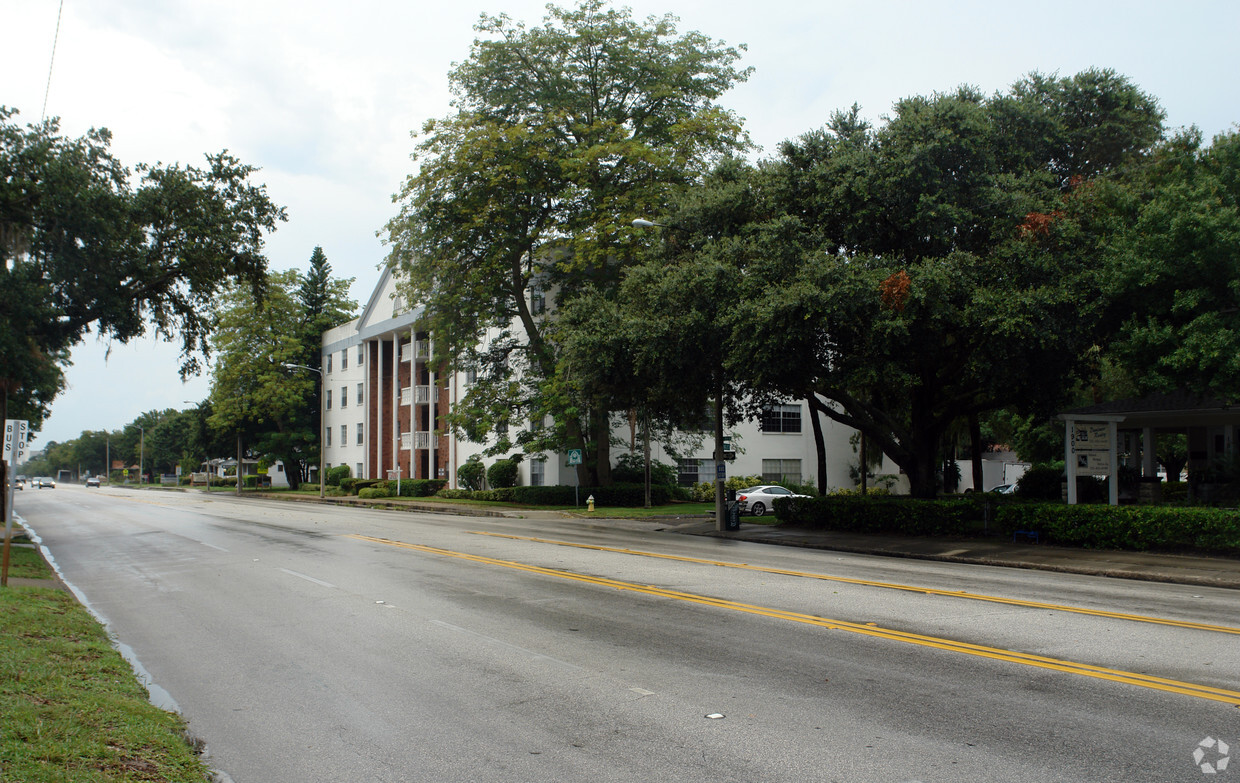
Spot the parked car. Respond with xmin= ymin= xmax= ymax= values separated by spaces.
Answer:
xmin=85 ymin=476 xmax=101 ymax=487
xmin=33 ymin=476 xmax=56 ymax=489
xmin=989 ymin=483 xmax=1016 ymax=495
xmin=736 ymin=485 xmax=811 ymax=517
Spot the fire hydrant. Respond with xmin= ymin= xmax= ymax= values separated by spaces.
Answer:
xmin=587 ymin=494 xmax=595 ymax=512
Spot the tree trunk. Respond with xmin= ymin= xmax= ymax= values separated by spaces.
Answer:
xmin=808 ymin=397 xmax=827 ymax=494
xmin=969 ymin=413 xmax=984 ymax=493
xmin=907 ymin=435 xmax=941 ymax=499
xmin=592 ymin=407 xmax=612 ymax=487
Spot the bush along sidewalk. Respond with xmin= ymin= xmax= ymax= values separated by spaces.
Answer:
xmin=776 ymin=496 xmax=1240 ymax=556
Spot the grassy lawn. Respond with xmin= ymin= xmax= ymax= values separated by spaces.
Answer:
xmin=0 ymin=538 xmax=213 ymax=782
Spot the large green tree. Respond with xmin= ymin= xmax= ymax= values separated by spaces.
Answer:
xmin=384 ymin=0 xmax=750 ymax=484
xmin=0 ymin=107 xmax=284 ymax=512
xmin=711 ymin=70 xmax=1165 ymax=497
xmin=1095 ymin=128 xmax=1240 ymax=396
xmin=207 ymin=262 xmax=354 ymax=488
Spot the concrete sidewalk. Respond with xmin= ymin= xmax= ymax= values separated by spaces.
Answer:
xmin=669 ymin=521 xmax=1240 ymax=590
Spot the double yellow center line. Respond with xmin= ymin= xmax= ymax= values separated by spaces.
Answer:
xmin=347 ymin=533 xmax=1240 ymax=705
xmin=472 ymin=532 xmax=1240 ymax=636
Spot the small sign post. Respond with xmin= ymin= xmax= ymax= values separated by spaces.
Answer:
xmin=567 ymin=449 xmax=583 ymax=506
xmin=3 ymin=419 xmax=30 ymax=587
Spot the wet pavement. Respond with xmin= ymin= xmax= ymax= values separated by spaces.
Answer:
xmin=664 ymin=520 xmax=1240 ymax=590
xmin=239 ymin=492 xmax=1240 ymax=590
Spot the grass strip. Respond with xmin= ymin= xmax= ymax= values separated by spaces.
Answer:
xmin=0 ymin=583 xmax=213 ymax=782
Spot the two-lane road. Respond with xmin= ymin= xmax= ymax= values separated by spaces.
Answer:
xmin=16 ymin=485 xmax=1240 ymax=782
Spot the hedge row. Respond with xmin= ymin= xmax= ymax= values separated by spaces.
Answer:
xmin=995 ymin=504 xmax=1240 ymax=554
xmin=341 ymin=478 xmax=447 ymax=498
xmin=439 ymin=483 xmax=672 ymax=507
xmin=775 ymin=496 xmax=1240 ymax=555
xmin=776 ymin=496 xmax=1001 ymax=536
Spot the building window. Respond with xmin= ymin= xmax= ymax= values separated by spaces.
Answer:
xmin=358 ymin=346 xmax=364 ymax=365
xmin=326 ymin=353 xmax=332 ymax=374
xmin=762 ymin=459 xmax=802 ymax=485
xmin=678 ymin=459 xmax=702 ymax=487
xmin=761 ymin=404 xmax=802 ymax=433
xmin=341 ymin=425 xmax=347 ymax=445
xmin=325 ymin=428 xmax=331 ymax=447
xmin=341 ymin=349 xmax=348 ymax=370
xmin=530 ymin=458 xmax=545 ymax=486
xmin=357 ymin=383 xmax=364 ymax=406
xmin=465 ymin=366 xmax=477 ymax=385
xmin=496 ymin=420 xmax=508 ymax=436
xmin=356 ymin=423 xmax=364 ymax=445
xmin=530 ymin=285 xmax=546 ymax=315
xmin=340 ymin=386 xmax=348 ymax=408
xmin=326 ymin=389 xmax=332 ymax=410
xmin=356 ymin=462 xmax=363 ymax=478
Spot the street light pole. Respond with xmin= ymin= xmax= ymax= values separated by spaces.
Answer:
xmin=138 ymin=425 xmax=144 ymax=487
xmin=632 ymin=217 xmax=727 ymax=531
xmin=282 ymin=363 xmax=326 ymax=498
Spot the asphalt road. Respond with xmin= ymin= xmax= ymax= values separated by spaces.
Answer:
xmin=15 ymin=484 xmax=1240 ymax=782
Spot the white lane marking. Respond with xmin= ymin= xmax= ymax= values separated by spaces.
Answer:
xmin=278 ymin=568 xmax=335 ymax=588
xmin=199 ymin=541 xmax=229 ymax=552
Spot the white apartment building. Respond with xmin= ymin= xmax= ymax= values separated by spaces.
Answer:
xmin=323 ymin=267 xmax=896 ymax=492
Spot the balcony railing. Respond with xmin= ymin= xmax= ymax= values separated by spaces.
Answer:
xmin=414 ymin=431 xmax=430 ymax=450
xmin=400 ymin=386 xmax=412 ymax=405
xmin=400 ymin=432 xmax=412 ymax=449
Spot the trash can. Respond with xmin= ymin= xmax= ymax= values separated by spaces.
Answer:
xmin=725 ymin=500 xmax=741 ymax=531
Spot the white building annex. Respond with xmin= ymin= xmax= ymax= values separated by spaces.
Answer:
xmin=322 ymin=267 xmax=903 ymax=493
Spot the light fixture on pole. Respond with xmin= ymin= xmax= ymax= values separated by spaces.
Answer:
xmin=632 ymin=217 xmax=727 ymax=532
xmin=282 ymin=363 xmax=326 ymax=498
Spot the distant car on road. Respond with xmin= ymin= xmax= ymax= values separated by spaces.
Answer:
xmin=33 ymin=476 xmax=56 ymax=489
xmin=85 ymin=476 xmax=101 ymax=487
xmin=989 ymin=483 xmax=1016 ymax=495
xmin=736 ymin=485 xmax=812 ymax=517
xmin=13 ymin=477 xmax=23 ymax=490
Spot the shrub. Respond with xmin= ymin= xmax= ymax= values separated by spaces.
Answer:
xmin=692 ymin=475 xmax=764 ymax=502
xmin=1016 ymin=464 xmax=1063 ymax=500
xmin=391 ymin=479 xmax=447 ymax=497
xmin=457 ymin=457 xmax=485 ymax=492
xmin=326 ymin=465 xmax=351 ymax=487
xmin=995 ymin=504 xmax=1240 ymax=554
xmin=437 ymin=488 xmax=474 ymax=500
xmin=777 ymin=496 xmax=989 ymax=535
xmin=612 ymin=453 xmax=678 ymax=487
xmin=487 ymin=459 xmax=520 ymax=489
xmin=340 ymin=478 xmax=383 ymax=495
xmin=358 ymin=487 xmax=392 ymax=500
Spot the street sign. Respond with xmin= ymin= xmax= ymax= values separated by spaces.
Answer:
xmin=3 ymin=420 xmax=29 ymax=465
xmin=716 ymin=463 xmax=726 ymax=481
xmin=566 ymin=449 xmax=583 ymax=466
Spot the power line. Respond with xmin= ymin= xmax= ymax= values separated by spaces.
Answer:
xmin=40 ymin=0 xmax=66 ymax=123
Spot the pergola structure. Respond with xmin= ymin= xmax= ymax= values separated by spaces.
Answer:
xmin=1057 ymin=392 xmax=1240 ymax=505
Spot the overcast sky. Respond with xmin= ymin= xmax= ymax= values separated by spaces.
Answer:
xmin=6 ymin=0 xmax=1239 ymax=446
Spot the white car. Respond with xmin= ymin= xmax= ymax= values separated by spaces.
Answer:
xmin=736 ymin=485 xmax=811 ymax=517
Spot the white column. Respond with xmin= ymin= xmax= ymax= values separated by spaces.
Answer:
xmin=428 ymin=335 xmax=437 ymax=481
xmin=1142 ymin=427 xmax=1156 ymax=478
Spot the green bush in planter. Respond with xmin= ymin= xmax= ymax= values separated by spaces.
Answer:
xmin=358 ymin=487 xmax=392 ymax=500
